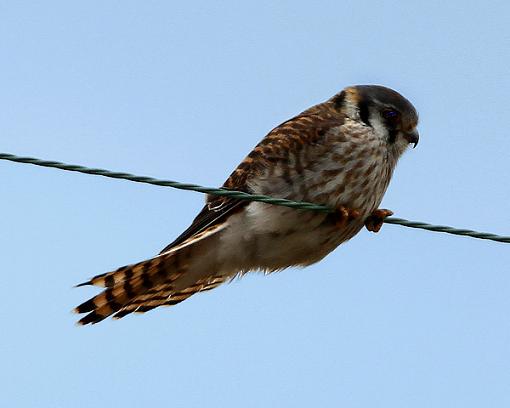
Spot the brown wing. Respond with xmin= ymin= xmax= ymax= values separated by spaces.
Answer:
xmin=161 ymin=101 xmax=345 ymax=254
xmin=160 ymin=195 xmax=247 ymax=253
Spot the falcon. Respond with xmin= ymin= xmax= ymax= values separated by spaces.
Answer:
xmin=75 ymin=85 xmax=419 ymax=325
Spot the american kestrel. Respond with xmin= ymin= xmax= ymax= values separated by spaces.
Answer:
xmin=75 ymin=85 xmax=419 ymax=325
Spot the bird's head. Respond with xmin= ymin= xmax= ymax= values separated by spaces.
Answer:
xmin=333 ymin=85 xmax=419 ymax=155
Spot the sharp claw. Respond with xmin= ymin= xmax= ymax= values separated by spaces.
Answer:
xmin=334 ymin=206 xmax=361 ymax=228
xmin=364 ymin=209 xmax=394 ymax=233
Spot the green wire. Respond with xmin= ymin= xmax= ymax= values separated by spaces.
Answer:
xmin=1 ymin=152 xmax=508 ymax=244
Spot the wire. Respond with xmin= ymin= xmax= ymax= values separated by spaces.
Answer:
xmin=0 ymin=153 xmax=329 ymax=211
xmin=1 ymin=152 xmax=509 ymax=244
xmin=383 ymin=218 xmax=510 ymax=244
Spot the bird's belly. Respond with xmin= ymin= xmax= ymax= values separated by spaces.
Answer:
xmin=252 ymin=218 xmax=364 ymax=268
xmin=220 ymin=203 xmax=365 ymax=272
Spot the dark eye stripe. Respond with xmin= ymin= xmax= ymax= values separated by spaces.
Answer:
xmin=358 ymin=101 xmax=370 ymax=127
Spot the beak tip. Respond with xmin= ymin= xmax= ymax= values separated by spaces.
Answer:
xmin=404 ymin=130 xmax=419 ymax=148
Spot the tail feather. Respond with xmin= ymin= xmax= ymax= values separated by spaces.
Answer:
xmin=75 ymin=253 xmax=172 ymax=289
xmin=75 ymin=265 xmax=132 ymax=288
xmin=75 ymin=254 xmax=184 ymax=325
xmin=112 ymin=276 xmax=227 ymax=320
xmin=74 ymin=223 xmax=228 ymax=325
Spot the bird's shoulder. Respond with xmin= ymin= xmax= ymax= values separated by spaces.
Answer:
xmin=222 ymin=101 xmax=346 ymax=190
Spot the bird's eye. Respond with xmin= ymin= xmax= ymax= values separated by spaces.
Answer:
xmin=382 ymin=109 xmax=400 ymax=123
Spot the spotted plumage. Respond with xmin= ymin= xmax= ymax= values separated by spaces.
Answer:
xmin=75 ymin=84 xmax=419 ymax=325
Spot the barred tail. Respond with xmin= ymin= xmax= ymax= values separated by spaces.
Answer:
xmin=111 ymin=276 xmax=227 ymax=319
xmin=74 ymin=224 xmax=227 ymax=325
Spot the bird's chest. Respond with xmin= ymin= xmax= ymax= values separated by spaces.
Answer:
xmin=305 ymin=138 xmax=392 ymax=216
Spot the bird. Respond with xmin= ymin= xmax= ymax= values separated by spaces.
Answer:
xmin=74 ymin=84 xmax=419 ymax=325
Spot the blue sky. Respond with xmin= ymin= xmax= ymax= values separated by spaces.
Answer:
xmin=1 ymin=1 xmax=510 ymax=407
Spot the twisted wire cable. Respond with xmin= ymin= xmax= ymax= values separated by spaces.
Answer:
xmin=1 ymin=152 xmax=508 ymax=244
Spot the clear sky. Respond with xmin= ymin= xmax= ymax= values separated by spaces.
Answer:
xmin=1 ymin=1 xmax=510 ymax=407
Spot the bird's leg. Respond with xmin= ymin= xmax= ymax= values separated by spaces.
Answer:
xmin=333 ymin=206 xmax=361 ymax=228
xmin=364 ymin=209 xmax=394 ymax=233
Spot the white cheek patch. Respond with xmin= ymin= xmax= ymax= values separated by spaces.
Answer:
xmin=368 ymin=113 xmax=389 ymax=141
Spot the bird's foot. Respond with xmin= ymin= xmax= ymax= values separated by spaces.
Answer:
xmin=333 ymin=206 xmax=361 ymax=228
xmin=364 ymin=209 xmax=394 ymax=233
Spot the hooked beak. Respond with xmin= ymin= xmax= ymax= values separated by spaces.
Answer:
xmin=403 ymin=129 xmax=419 ymax=148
